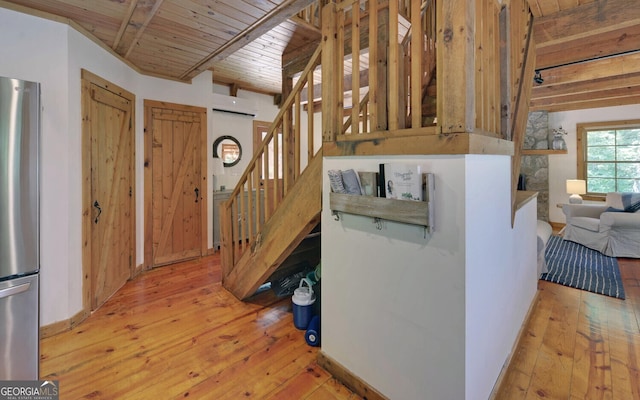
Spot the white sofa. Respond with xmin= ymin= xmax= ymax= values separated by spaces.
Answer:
xmin=562 ymin=192 xmax=640 ymax=258
xmin=537 ymin=220 xmax=552 ymax=276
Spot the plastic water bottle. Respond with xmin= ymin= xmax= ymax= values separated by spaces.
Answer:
xmin=305 ymin=315 xmax=320 ymax=346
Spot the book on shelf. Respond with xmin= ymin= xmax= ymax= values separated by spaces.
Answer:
xmin=381 ymin=163 xmax=422 ymax=201
xmin=378 ymin=164 xmax=386 ymax=197
xmin=357 ymin=171 xmax=378 ymax=196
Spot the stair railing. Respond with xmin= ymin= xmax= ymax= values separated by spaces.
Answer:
xmin=220 ymin=45 xmax=323 ymax=277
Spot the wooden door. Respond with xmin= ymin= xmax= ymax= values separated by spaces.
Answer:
xmin=82 ymin=70 xmax=135 ymax=311
xmin=145 ymin=101 xmax=207 ymax=267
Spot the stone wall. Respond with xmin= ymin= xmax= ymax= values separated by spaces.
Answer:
xmin=521 ymin=111 xmax=549 ymax=221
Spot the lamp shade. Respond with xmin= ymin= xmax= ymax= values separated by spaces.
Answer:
xmin=566 ymin=179 xmax=586 ymax=195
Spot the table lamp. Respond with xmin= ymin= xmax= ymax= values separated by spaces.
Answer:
xmin=566 ymin=179 xmax=586 ymax=204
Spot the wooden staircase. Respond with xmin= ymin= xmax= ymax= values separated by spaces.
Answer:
xmin=220 ymin=45 xmax=323 ymax=300
xmin=221 ymin=0 xmax=536 ymax=300
xmin=222 ymin=154 xmax=322 ymax=299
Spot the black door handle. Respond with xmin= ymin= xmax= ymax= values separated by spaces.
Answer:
xmin=93 ymin=200 xmax=102 ymax=224
xmin=194 ymin=187 xmax=199 ymax=203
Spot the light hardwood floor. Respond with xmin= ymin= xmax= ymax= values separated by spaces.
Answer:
xmin=40 ymin=255 xmax=359 ymax=400
xmin=494 ymin=257 xmax=640 ymax=399
xmin=42 ymin=252 xmax=640 ymax=399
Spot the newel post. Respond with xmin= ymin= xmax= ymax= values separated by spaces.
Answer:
xmin=321 ymin=1 xmax=341 ymax=143
xmin=437 ymin=0 xmax=475 ymax=133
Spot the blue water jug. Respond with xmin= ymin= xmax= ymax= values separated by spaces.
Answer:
xmin=292 ymin=278 xmax=315 ymax=330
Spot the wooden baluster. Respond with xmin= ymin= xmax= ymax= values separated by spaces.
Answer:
xmin=351 ymin=1 xmax=360 ymax=135
xmin=307 ymin=73 xmax=314 ymax=160
xmin=246 ymin=168 xmax=254 ymax=245
xmin=294 ymin=91 xmax=301 ymax=181
xmin=389 ymin=0 xmax=399 ymax=130
xmin=411 ymin=0 xmax=422 ymax=128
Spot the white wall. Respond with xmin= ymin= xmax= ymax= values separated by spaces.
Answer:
xmin=321 ymin=155 xmax=538 ymax=400
xmin=209 ymin=88 xmax=322 ymax=191
xmin=211 ymin=85 xmax=277 ymax=190
xmin=547 ymin=104 xmax=640 ymax=223
xmin=464 ymin=155 xmax=538 ymax=399
xmin=0 ymin=6 xmax=283 ymax=326
xmin=0 ymin=8 xmax=74 ymax=328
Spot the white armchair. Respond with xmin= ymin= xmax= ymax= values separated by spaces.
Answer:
xmin=562 ymin=192 xmax=640 ymax=258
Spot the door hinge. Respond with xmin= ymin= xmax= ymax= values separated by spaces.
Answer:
xmin=129 ymin=186 xmax=132 ymax=197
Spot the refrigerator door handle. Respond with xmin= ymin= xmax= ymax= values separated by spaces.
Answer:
xmin=0 ymin=282 xmax=31 ymax=300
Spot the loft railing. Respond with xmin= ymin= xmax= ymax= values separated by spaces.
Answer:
xmin=219 ymin=46 xmax=322 ymax=276
xmin=294 ymin=1 xmax=323 ymax=29
xmin=323 ymin=0 xmax=438 ymax=141
xmin=322 ymin=0 xmax=532 ymax=143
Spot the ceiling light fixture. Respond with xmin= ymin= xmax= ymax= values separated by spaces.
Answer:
xmin=534 ymin=70 xmax=544 ymax=85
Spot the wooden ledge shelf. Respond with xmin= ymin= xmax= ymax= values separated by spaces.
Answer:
xmin=515 ymin=190 xmax=538 ymax=212
xmin=329 ymin=192 xmax=433 ymax=232
xmin=521 ymin=149 xmax=567 ymax=155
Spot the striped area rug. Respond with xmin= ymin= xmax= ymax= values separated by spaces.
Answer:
xmin=541 ymin=236 xmax=625 ymax=299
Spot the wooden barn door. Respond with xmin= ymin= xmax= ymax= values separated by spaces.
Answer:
xmin=144 ymin=100 xmax=208 ymax=267
xmin=81 ymin=70 xmax=135 ymax=311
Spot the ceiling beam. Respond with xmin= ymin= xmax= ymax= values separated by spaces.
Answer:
xmin=530 ymin=53 xmax=640 ymax=111
xmin=212 ymin=74 xmax=280 ymax=97
xmin=534 ymin=52 xmax=640 ymax=86
xmin=532 ymin=72 xmax=640 ymax=100
xmin=180 ymin=0 xmax=317 ymax=80
xmin=530 ymin=86 xmax=640 ymax=112
xmin=112 ymin=0 xmax=138 ymax=51
xmin=124 ymin=0 xmax=165 ymax=59
xmin=533 ymin=0 xmax=640 ymax=69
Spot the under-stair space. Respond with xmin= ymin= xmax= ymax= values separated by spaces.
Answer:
xmin=267 ymin=222 xmax=321 ymax=297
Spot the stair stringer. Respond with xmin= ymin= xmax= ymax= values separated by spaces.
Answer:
xmin=222 ymin=154 xmax=323 ymax=300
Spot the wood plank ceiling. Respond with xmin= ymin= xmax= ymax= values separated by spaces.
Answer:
xmin=1 ymin=0 xmax=639 ymax=112
xmin=0 ymin=0 xmax=320 ymax=95
xmin=527 ymin=0 xmax=640 ymax=111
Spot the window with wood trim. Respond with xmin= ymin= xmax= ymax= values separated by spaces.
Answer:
xmin=577 ymin=120 xmax=640 ymax=196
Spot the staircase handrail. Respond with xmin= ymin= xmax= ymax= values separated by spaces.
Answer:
xmin=220 ymin=44 xmax=322 ymax=273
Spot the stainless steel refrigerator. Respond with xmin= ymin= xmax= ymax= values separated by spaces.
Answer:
xmin=0 ymin=76 xmax=40 ymax=380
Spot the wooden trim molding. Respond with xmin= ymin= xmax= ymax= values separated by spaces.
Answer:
xmin=40 ymin=308 xmax=90 ymax=339
xmin=549 ymin=222 xmax=566 ymax=234
xmin=577 ymin=119 xmax=640 ymax=195
xmin=489 ymin=289 xmax=542 ymax=399
xmin=515 ymin=190 xmax=538 ymax=212
xmin=317 ymin=351 xmax=389 ymax=400
xmin=521 ymin=149 xmax=567 ymax=155
xmin=324 ymin=132 xmax=514 ymax=157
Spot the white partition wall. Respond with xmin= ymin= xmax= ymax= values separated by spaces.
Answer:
xmin=321 ymin=154 xmax=538 ymax=400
